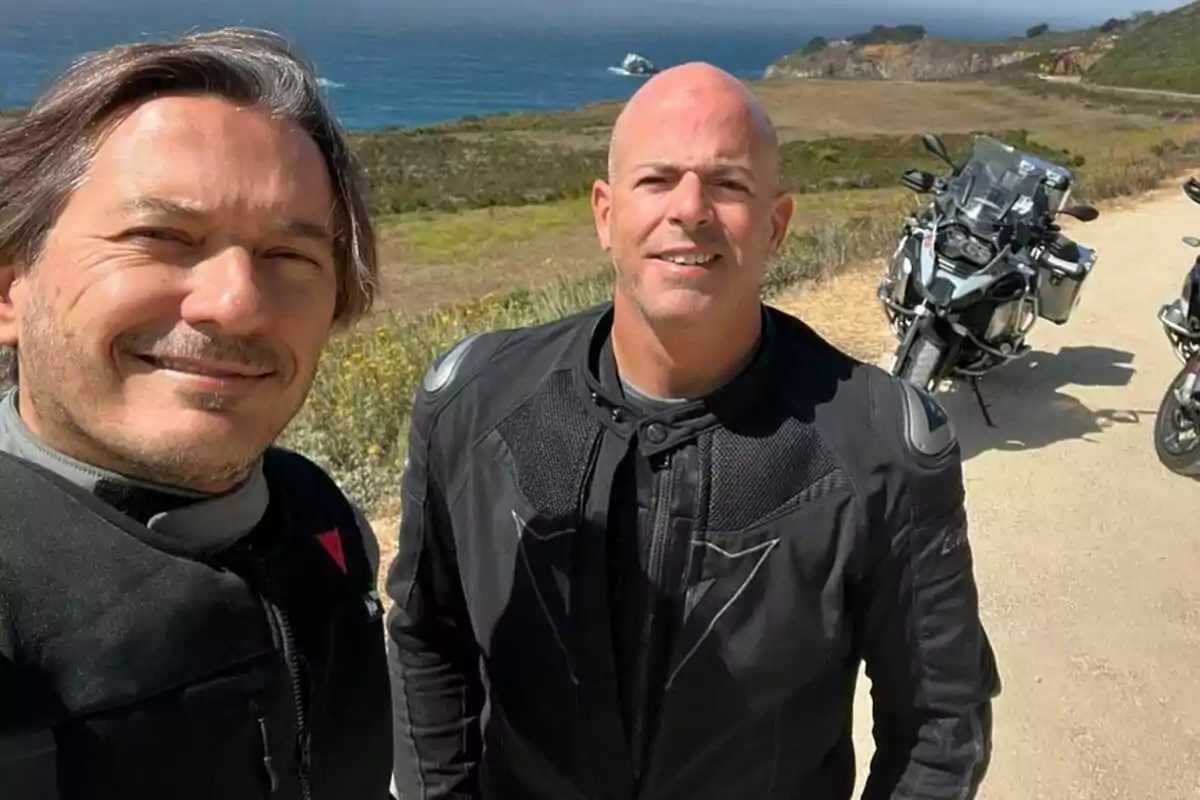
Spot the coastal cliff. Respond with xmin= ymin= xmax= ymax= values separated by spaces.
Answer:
xmin=764 ymin=18 xmax=1136 ymax=82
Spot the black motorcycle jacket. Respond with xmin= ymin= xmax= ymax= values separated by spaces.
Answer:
xmin=386 ymin=302 xmax=1002 ymax=800
xmin=0 ymin=447 xmax=394 ymax=800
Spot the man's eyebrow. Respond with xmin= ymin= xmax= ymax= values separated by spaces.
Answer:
xmin=635 ymin=161 xmax=756 ymax=178
xmin=276 ymin=217 xmax=335 ymax=243
xmin=118 ymin=196 xmax=334 ymax=242
xmin=119 ymin=196 xmax=206 ymax=218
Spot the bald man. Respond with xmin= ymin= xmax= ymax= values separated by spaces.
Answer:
xmin=385 ymin=63 xmax=1001 ymax=800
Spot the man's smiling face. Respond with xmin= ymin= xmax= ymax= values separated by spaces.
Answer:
xmin=591 ymin=65 xmax=793 ymax=324
xmin=1 ymin=93 xmax=339 ymax=492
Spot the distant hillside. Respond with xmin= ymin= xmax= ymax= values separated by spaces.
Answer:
xmin=1087 ymin=2 xmax=1200 ymax=92
xmin=765 ymin=17 xmax=1140 ymax=82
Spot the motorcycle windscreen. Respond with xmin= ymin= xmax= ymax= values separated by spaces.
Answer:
xmin=947 ymin=136 xmax=1074 ymax=232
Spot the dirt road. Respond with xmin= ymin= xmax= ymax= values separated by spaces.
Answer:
xmin=784 ymin=186 xmax=1200 ymax=798
xmin=1039 ymin=74 xmax=1200 ymax=103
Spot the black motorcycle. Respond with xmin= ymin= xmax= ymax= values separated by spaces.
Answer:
xmin=1153 ymin=175 xmax=1200 ymax=478
xmin=877 ymin=133 xmax=1100 ymax=422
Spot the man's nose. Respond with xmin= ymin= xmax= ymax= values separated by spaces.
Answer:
xmin=667 ymin=172 xmax=714 ymax=229
xmin=179 ymin=246 xmax=270 ymax=335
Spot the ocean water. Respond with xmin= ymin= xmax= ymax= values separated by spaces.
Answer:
xmin=1 ymin=5 xmax=815 ymax=131
xmin=0 ymin=2 xmax=1036 ymax=132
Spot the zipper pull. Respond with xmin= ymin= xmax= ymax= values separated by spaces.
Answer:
xmin=300 ymin=731 xmax=313 ymax=778
xmin=363 ymin=590 xmax=383 ymax=621
xmin=255 ymin=708 xmax=280 ymax=793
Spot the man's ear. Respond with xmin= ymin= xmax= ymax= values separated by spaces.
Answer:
xmin=0 ymin=265 xmax=20 ymax=347
xmin=591 ymin=178 xmax=613 ymax=253
xmin=768 ymin=191 xmax=795 ymax=256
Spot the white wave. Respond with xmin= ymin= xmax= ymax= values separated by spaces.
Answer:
xmin=317 ymin=78 xmax=345 ymax=89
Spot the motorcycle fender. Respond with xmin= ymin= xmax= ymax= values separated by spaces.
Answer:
xmin=1184 ymin=350 xmax=1200 ymax=386
xmin=1174 ymin=352 xmax=1200 ymax=408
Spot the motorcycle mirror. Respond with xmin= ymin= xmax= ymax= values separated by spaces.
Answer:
xmin=921 ymin=133 xmax=956 ymax=168
xmin=1184 ymin=176 xmax=1200 ymax=206
xmin=1183 ymin=236 xmax=1200 ymax=248
xmin=1059 ymin=203 xmax=1099 ymax=222
xmin=900 ymin=168 xmax=936 ymax=193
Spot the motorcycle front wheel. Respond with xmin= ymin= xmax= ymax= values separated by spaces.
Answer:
xmin=1153 ymin=364 xmax=1200 ymax=479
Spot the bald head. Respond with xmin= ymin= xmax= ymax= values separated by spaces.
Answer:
xmin=607 ymin=62 xmax=780 ymax=189
xmin=589 ymin=61 xmax=795 ymax=341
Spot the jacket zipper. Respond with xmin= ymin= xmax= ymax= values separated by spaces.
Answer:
xmin=630 ymin=451 xmax=673 ymax=776
xmin=269 ymin=603 xmax=313 ymax=800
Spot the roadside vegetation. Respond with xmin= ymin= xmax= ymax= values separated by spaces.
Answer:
xmin=349 ymin=127 xmax=1071 ymax=216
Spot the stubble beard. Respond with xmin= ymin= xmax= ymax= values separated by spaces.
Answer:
xmin=17 ymin=292 xmax=279 ymax=494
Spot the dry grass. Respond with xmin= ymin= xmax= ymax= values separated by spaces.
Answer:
xmin=374 ymin=198 xmax=605 ymax=313
xmin=372 ymin=188 xmax=920 ymax=315
xmin=425 ymin=78 xmax=1175 ymax=149
xmin=770 ymin=262 xmax=896 ymax=363
xmin=751 ymin=78 xmax=1172 ymax=141
xmin=373 ymin=120 xmax=1198 ymax=316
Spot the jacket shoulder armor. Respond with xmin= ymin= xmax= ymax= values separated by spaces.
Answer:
xmin=892 ymin=377 xmax=957 ymax=465
xmin=417 ymin=306 xmax=602 ymax=405
xmin=769 ymin=308 xmax=957 ymax=467
xmin=422 ymin=333 xmax=484 ymax=395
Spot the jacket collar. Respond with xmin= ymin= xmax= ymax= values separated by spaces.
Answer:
xmin=575 ymin=303 xmax=780 ymax=443
xmin=0 ymin=387 xmax=268 ymax=553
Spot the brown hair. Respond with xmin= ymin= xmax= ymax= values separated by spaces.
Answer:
xmin=0 ymin=27 xmax=379 ymax=389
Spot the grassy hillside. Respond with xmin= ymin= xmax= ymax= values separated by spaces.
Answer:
xmin=1087 ymin=2 xmax=1200 ymax=92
